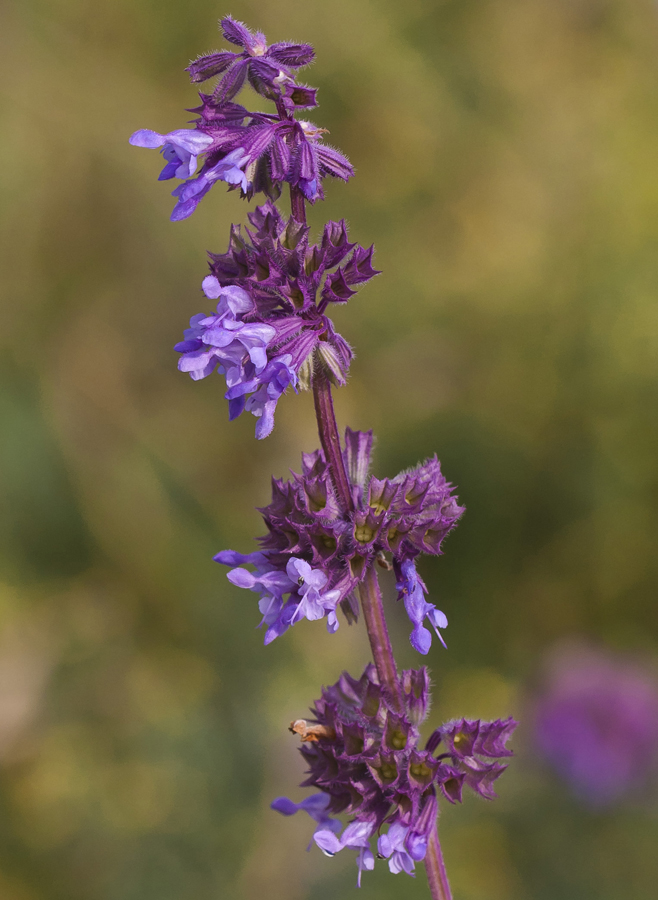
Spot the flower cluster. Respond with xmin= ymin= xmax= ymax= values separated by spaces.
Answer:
xmin=130 ymin=16 xmax=353 ymax=220
xmin=216 ymin=429 xmax=463 ymax=651
xmin=175 ymin=202 xmax=377 ymax=437
xmin=272 ymin=664 xmax=516 ymax=884
xmin=534 ymin=642 xmax=658 ymax=806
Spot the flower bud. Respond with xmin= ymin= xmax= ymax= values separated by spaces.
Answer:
xmin=315 ymin=341 xmax=348 ymax=386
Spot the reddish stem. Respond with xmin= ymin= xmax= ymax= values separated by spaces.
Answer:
xmin=312 ymin=373 xmax=354 ymax=514
xmin=290 ymin=185 xmax=307 ymax=225
xmin=358 ymin=566 xmax=405 ymax=713
xmin=425 ymin=824 xmax=453 ymax=900
xmin=311 ymin=376 xmax=404 ymax=711
xmin=302 ymin=179 xmax=449 ymax=900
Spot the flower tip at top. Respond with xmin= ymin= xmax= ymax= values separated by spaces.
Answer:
xmin=218 ymin=15 xmax=315 ymax=67
xmin=130 ymin=18 xmax=351 ymax=219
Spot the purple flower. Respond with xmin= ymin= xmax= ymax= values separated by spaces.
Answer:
xmin=274 ymin=665 xmax=513 ymax=882
xmin=208 ymin=201 xmax=370 ymax=345
xmin=314 ymin=821 xmax=375 ymax=887
xmin=155 ymin=114 xmax=353 ymax=215
xmin=176 ymin=204 xmax=381 ymax=435
xmin=171 ymin=148 xmax=249 ymax=221
xmin=175 ymin=275 xmax=304 ymax=437
xmin=377 ymin=821 xmax=418 ymax=875
xmin=217 ymin=434 xmax=462 ymax=636
xmin=404 ymin=792 xmax=438 ymax=860
xmin=214 ymin=552 xmax=343 ymax=642
xmin=140 ymin=20 xmax=351 ymax=216
xmin=286 ymin=558 xmax=341 ymax=631
xmin=187 ymin=16 xmax=315 ymax=105
xmin=225 ymin=558 xmax=294 ymax=600
xmin=130 ymin=22 xmax=354 ymax=215
xmin=272 ymin=664 xmax=514 ymax=883
xmin=175 ymin=276 xmax=269 ymax=375
xmin=232 ymin=355 xmax=297 ymax=439
xmin=270 ymin=794 xmax=342 ymax=837
xmin=129 ymin=128 xmax=214 ymax=180
xmin=534 ymin=642 xmax=658 ymax=806
xmin=395 ymin=559 xmax=448 ymax=655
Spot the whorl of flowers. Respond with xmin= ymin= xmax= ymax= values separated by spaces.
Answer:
xmin=130 ymin=16 xmax=353 ymax=220
xmin=216 ymin=430 xmax=464 ymax=652
xmin=272 ymin=664 xmax=517 ymax=883
xmin=174 ymin=203 xmax=378 ymax=437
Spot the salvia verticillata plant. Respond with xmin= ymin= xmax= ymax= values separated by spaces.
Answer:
xmin=130 ymin=16 xmax=517 ymax=897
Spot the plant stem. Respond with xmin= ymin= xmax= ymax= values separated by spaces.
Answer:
xmin=311 ymin=375 xmax=404 ymax=712
xmin=358 ymin=565 xmax=405 ymax=713
xmin=300 ymin=183 xmax=450 ymax=900
xmin=425 ymin=823 xmax=453 ymax=900
xmin=290 ymin=185 xmax=307 ymax=225
xmin=312 ymin=372 xmax=354 ymax=514
xmin=292 ymin=184 xmax=354 ymax=511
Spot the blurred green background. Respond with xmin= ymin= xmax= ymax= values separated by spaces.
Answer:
xmin=2 ymin=0 xmax=658 ymax=897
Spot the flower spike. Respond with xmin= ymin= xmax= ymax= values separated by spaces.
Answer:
xmin=131 ymin=18 xmax=517 ymax=897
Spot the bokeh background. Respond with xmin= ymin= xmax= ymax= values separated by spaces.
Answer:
xmin=2 ymin=0 xmax=658 ymax=897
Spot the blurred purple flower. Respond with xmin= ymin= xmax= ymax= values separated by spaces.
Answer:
xmin=534 ymin=642 xmax=658 ymax=806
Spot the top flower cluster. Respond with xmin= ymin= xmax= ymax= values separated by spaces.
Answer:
xmin=130 ymin=16 xmax=353 ymax=219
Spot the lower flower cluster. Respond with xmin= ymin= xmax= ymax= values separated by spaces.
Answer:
xmin=216 ymin=431 xmax=463 ymax=652
xmin=272 ymin=664 xmax=516 ymax=885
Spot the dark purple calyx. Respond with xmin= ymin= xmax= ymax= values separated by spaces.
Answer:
xmin=187 ymin=16 xmax=315 ymax=105
xmin=206 ymin=202 xmax=378 ymax=386
xmin=425 ymin=717 xmax=518 ymax=801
